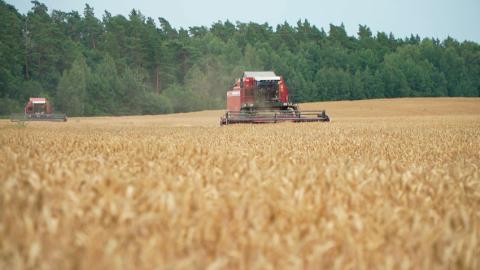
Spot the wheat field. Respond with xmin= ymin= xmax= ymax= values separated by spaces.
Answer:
xmin=1 ymin=98 xmax=479 ymax=269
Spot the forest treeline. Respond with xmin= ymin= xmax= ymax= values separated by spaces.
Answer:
xmin=1 ymin=1 xmax=479 ymax=116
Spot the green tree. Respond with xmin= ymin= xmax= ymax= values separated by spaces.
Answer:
xmin=87 ymin=53 xmax=119 ymax=114
xmin=0 ymin=0 xmax=23 ymax=99
xmin=0 ymin=97 xmax=21 ymax=115
xmin=82 ymin=4 xmax=102 ymax=49
xmin=56 ymin=55 xmax=89 ymax=115
xmin=25 ymin=1 xmax=77 ymax=94
xmin=243 ymin=44 xmax=264 ymax=70
xmin=142 ymin=92 xmax=173 ymax=114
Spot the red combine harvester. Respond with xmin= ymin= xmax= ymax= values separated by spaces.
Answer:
xmin=220 ymin=71 xmax=329 ymax=125
xmin=10 ymin=97 xmax=67 ymax=122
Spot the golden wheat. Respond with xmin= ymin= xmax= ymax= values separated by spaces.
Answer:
xmin=1 ymin=98 xmax=479 ymax=269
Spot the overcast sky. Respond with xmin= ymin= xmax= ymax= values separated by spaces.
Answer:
xmin=6 ymin=0 xmax=480 ymax=42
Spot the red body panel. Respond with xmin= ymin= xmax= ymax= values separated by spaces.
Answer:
xmin=241 ymin=77 xmax=255 ymax=106
xmin=24 ymin=97 xmax=53 ymax=114
xmin=226 ymin=72 xmax=291 ymax=111
xmin=279 ymin=77 xmax=289 ymax=103
xmin=227 ymin=89 xmax=241 ymax=111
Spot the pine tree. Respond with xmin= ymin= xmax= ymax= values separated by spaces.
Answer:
xmin=56 ymin=55 xmax=89 ymax=115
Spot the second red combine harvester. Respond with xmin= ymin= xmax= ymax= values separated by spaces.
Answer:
xmin=220 ymin=71 xmax=330 ymax=125
xmin=10 ymin=97 xmax=67 ymax=122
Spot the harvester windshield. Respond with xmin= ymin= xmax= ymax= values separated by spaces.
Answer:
xmin=255 ymin=80 xmax=280 ymax=104
xmin=32 ymin=103 xmax=46 ymax=114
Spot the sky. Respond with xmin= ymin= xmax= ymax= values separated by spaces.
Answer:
xmin=6 ymin=0 xmax=480 ymax=42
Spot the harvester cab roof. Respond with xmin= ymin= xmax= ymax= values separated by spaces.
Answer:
xmin=243 ymin=71 xmax=281 ymax=81
xmin=30 ymin=97 xmax=47 ymax=104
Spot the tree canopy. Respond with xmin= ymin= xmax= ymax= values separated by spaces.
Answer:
xmin=1 ymin=1 xmax=479 ymax=116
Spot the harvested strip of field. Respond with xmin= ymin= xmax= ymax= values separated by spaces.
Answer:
xmin=1 ymin=98 xmax=479 ymax=269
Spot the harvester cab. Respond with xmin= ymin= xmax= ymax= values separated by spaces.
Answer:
xmin=220 ymin=71 xmax=329 ymax=125
xmin=10 ymin=97 xmax=67 ymax=122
